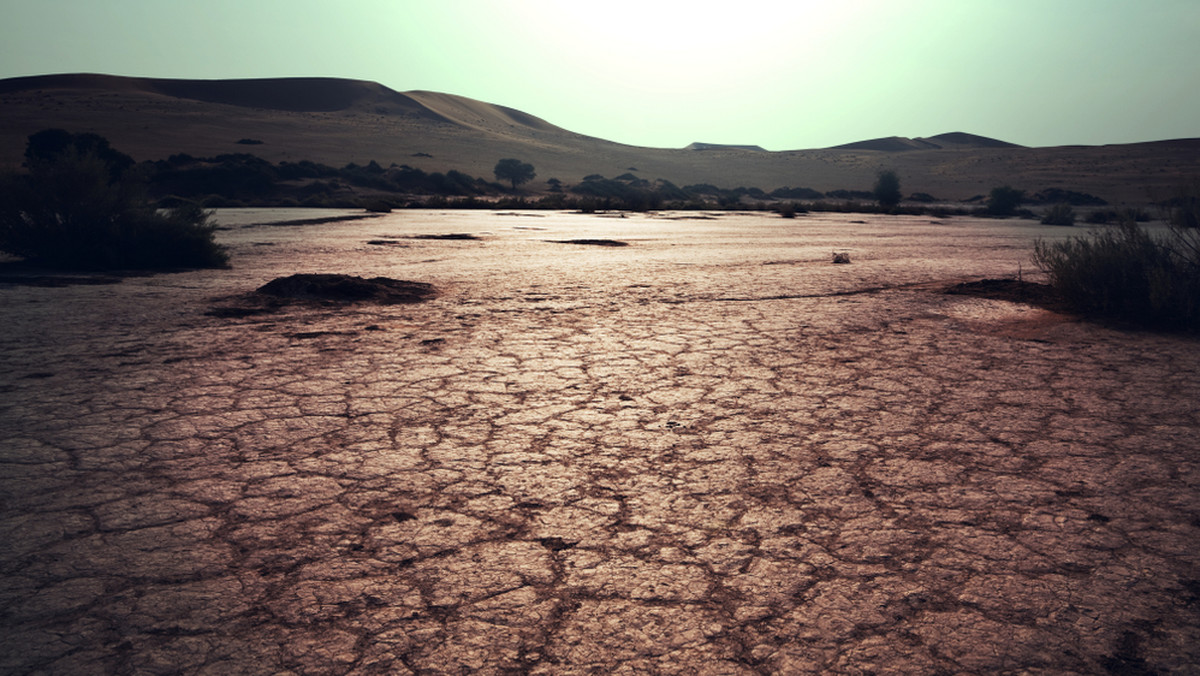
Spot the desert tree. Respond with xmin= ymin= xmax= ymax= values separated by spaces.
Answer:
xmin=24 ymin=128 xmax=136 ymax=177
xmin=873 ymin=169 xmax=901 ymax=209
xmin=494 ymin=158 xmax=536 ymax=190
xmin=0 ymin=130 xmax=227 ymax=270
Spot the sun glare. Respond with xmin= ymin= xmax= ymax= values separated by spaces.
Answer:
xmin=510 ymin=0 xmax=862 ymax=86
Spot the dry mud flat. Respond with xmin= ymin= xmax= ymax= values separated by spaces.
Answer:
xmin=1 ymin=211 xmax=1199 ymax=674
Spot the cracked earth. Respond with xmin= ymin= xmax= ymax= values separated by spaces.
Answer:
xmin=2 ymin=210 xmax=1199 ymax=674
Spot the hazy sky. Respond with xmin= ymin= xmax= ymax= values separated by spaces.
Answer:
xmin=2 ymin=0 xmax=1197 ymax=150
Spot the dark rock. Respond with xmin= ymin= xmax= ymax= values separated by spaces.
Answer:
xmin=256 ymin=273 xmax=438 ymax=304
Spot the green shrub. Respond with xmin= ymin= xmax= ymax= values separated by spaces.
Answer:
xmin=1041 ymin=203 xmax=1075 ymax=226
xmin=0 ymin=131 xmax=228 ymax=270
xmin=1033 ymin=220 xmax=1200 ymax=330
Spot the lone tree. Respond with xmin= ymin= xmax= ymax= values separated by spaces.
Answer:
xmin=0 ymin=129 xmax=227 ymax=270
xmin=494 ymin=158 xmax=536 ymax=190
xmin=873 ymin=169 xmax=902 ymax=209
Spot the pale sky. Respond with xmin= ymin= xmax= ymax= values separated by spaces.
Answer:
xmin=2 ymin=0 xmax=1198 ymax=150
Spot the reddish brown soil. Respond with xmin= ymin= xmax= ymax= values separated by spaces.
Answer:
xmin=2 ymin=211 xmax=1198 ymax=674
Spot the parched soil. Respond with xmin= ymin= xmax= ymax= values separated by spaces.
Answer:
xmin=1 ymin=211 xmax=1198 ymax=674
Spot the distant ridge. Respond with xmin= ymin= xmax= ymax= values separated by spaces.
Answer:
xmin=0 ymin=73 xmax=449 ymax=116
xmin=1 ymin=73 xmax=1197 ymax=204
xmin=831 ymin=132 xmax=1022 ymax=152
xmin=925 ymin=132 xmax=1023 ymax=149
xmin=685 ymin=142 xmax=767 ymax=152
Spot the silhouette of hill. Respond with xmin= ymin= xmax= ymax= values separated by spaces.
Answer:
xmin=0 ymin=73 xmax=447 ymax=117
xmin=685 ymin=142 xmax=767 ymax=152
xmin=924 ymin=132 xmax=1022 ymax=149
xmin=831 ymin=132 xmax=1022 ymax=152
xmin=1 ymin=74 xmax=1196 ymax=204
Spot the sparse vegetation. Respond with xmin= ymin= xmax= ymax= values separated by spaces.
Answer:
xmin=1041 ymin=203 xmax=1075 ymax=226
xmin=986 ymin=186 xmax=1025 ymax=216
xmin=493 ymin=158 xmax=536 ymax=190
xmin=776 ymin=203 xmax=807 ymax=218
xmin=1085 ymin=207 xmax=1151 ymax=225
xmin=568 ymin=174 xmax=688 ymax=211
xmin=1033 ymin=208 xmax=1200 ymax=330
xmin=0 ymin=130 xmax=227 ymax=270
xmin=1030 ymin=188 xmax=1107 ymax=206
xmin=873 ymin=170 xmax=901 ymax=209
xmin=1164 ymin=184 xmax=1200 ymax=230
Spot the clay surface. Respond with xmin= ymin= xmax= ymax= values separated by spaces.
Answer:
xmin=2 ymin=210 xmax=1198 ymax=674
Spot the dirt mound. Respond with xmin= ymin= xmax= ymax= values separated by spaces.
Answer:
xmin=410 ymin=233 xmax=480 ymax=240
xmin=548 ymin=239 xmax=629 ymax=247
xmin=945 ymin=278 xmax=1066 ymax=311
xmin=257 ymin=274 xmax=438 ymax=303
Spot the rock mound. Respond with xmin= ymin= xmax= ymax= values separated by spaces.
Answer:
xmin=257 ymin=274 xmax=438 ymax=304
xmin=547 ymin=239 xmax=629 ymax=247
xmin=945 ymin=278 xmax=1065 ymax=311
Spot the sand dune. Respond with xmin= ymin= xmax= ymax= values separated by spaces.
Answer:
xmin=406 ymin=90 xmax=566 ymax=134
xmin=831 ymin=132 xmax=1022 ymax=152
xmin=1 ymin=74 xmax=1197 ymax=204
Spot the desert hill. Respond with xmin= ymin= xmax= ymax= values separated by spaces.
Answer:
xmin=831 ymin=133 xmax=1022 ymax=152
xmin=2 ymin=73 xmax=1198 ymax=205
xmin=685 ymin=142 xmax=768 ymax=152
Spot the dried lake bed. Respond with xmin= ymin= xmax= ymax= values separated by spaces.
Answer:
xmin=2 ymin=209 xmax=1199 ymax=674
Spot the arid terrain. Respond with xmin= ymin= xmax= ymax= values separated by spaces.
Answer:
xmin=2 ymin=210 xmax=1198 ymax=673
xmin=2 ymin=74 xmax=1199 ymax=205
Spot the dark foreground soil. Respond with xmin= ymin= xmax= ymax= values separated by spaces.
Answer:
xmin=1 ymin=211 xmax=1198 ymax=674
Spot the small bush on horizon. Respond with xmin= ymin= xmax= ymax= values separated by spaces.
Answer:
xmin=1088 ymin=207 xmax=1151 ymax=224
xmin=873 ymin=170 xmax=902 ymax=209
xmin=1165 ymin=184 xmax=1200 ymax=230
xmin=1041 ymin=203 xmax=1076 ymax=226
xmin=777 ymin=203 xmax=807 ymax=218
xmin=986 ymin=185 xmax=1025 ymax=216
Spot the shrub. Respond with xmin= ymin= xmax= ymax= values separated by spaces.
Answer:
xmin=1031 ymin=188 xmax=1107 ymax=206
xmin=987 ymin=186 xmax=1025 ymax=216
xmin=873 ymin=170 xmax=901 ymax=209
xmin=770 ymin=186 xmax=824 ymax=200
xmin=1086 ymin=207 xmax=1152 ymax=225
xmin=1166 ymin=184 xmax=1200 ymax=230
xmin=1033 ymin=220 xmax=1200 ymax=330
xmin=1041 ymin=203 xmax=1075 ymax=226
xmin=826 ymin=189 xmax=874 ymax=200
xmin=777 ymin=203 xmax=807 ymax=218
xmin=0 ymin=131 xmax=228 ymax=270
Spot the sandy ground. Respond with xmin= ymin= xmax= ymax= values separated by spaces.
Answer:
xmin=1 ymin=210 xmax=1199 ymax=674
